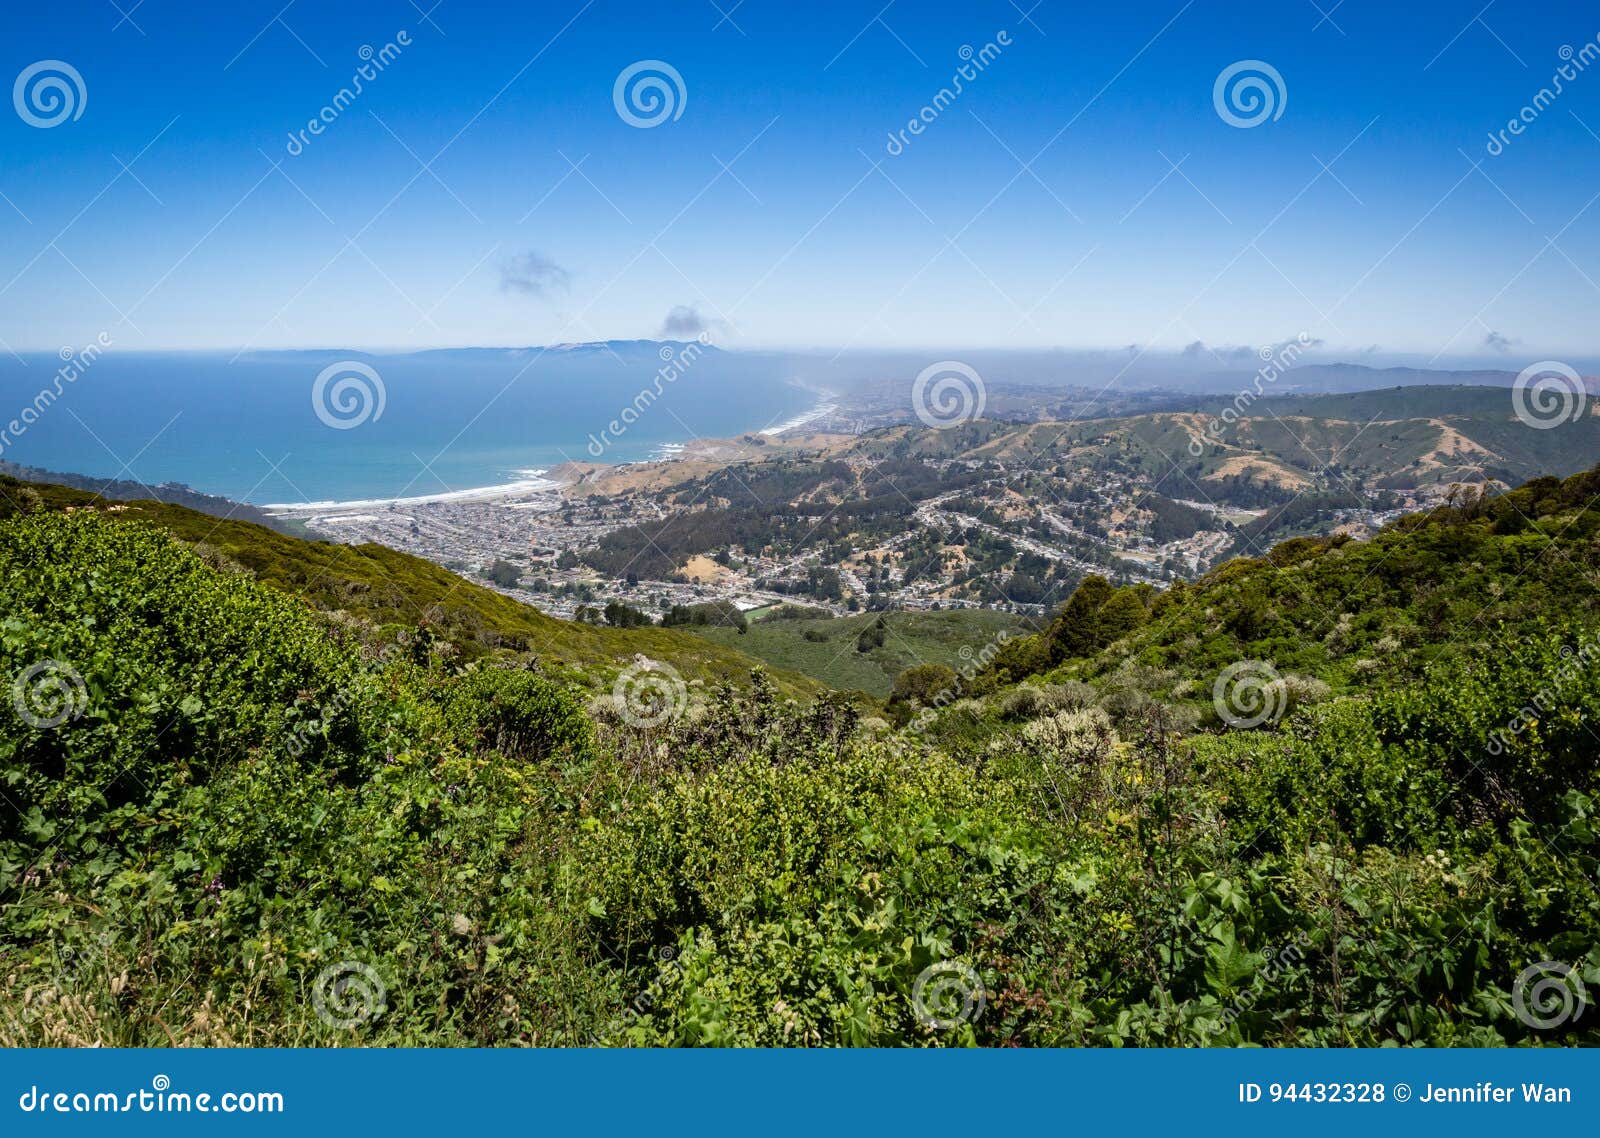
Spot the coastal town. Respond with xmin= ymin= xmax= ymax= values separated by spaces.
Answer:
xmin=265 ymin=395 xmax=1459 ymax=625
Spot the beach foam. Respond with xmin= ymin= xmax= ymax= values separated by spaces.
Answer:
xmin=264 ymin=473 xmax=562 ymax=513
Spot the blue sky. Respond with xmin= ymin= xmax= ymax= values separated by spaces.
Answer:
xmin=2 ymin=0 xmax=1598 ymax=358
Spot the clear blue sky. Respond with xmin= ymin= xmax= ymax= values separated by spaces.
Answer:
xmin=2 ymin=0 xmax=1598 ymax=358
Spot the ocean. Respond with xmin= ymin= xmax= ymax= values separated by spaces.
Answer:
xmin=0 ymin=343 xmax=820 ymax=505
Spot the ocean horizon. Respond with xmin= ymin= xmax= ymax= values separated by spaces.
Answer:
xmin=0 ymin=344 xmax=819 ymax=506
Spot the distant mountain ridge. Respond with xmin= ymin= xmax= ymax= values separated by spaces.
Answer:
xmin=231 ymin=340 xmax=720 ymax=363
xmin=1201 ymin=361 xmax=1598 ymax=396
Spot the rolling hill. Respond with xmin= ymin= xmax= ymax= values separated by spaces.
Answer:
xmin=0 ymin=474 xmax=822 ymax=700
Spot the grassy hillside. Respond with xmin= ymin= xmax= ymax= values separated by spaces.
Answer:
xmin=971 ymin=467 xmax=1600 ymax=709
xmin=0 ymin=475 xmax=822 ymax=700
xmin=3 ymin=469 xmax=1598 ymax=1047
xmin=843 ymin=386 xmax=1600 ymax=492
xmin=685 ymin=609 xmax=1029 ymax=697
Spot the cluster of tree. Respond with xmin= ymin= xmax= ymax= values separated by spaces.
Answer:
xmin=661 ymin=599 xmax=748 ymax=632
xmin=759 ymin=566 xmax=843 ymax=602
xmin=856 ymin=615 xmax=888 ymax=653
xmin=758 ymin=603 xmax=835 ymax=622
xmin=1138 ymin=493 xmax=1211 ymax=544
xmin=484 ymin=558 xmax=523 ymax=588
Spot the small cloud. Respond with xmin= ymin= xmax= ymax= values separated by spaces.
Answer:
xmin=659 ymin=304 xmax=708 ymax=338
xmin=1181 ymin=340 xmax=1207 ymax=358
xmin=499 ymin=252 xmax=571 ymax=298
xmin=1483 ymin=330 xmax=1517 ymax=353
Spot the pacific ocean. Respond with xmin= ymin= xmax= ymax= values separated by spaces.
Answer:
xmin=0 ymin=343 xmax=819 ymax=505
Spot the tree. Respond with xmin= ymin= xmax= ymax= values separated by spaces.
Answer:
xmin=889 ymin=663 xmax=959 ymax=708
xmin=486 ymin=559 xmax=521 ymax=588
xmin=857 ymin=615 xmax=888 ymax=653
xmin=1045 ymin=574 xmax=1115 ymax=663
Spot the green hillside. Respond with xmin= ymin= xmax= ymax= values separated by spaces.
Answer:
xmin=685 ymin=609 xmax=1030 ymax=698
xmin=3 ymin=469 xmax=1598 ymax=1047
xmin=0 ymin=475 xmax=822 ymax=700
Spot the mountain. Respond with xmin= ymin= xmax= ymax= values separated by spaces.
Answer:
xmin=1197 ymin=362 xmax=1521 ymax=394
xmin=413 ymin=339 xmax=719 ymax=361
xmin=843 ymin=384 xmax=1600 ymax=490
xmin=1195 ymin=361 xmax=1600 ymax=396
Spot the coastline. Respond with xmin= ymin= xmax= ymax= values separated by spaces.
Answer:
xmin=262 ymin=469 xmax=561 ymax=514
xmin=263 ymin=386 xmax=844 ymax=514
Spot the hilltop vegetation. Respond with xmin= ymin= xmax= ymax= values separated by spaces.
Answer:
xmin=2 ymin=468 xmax=1598 ymax=1046
xmin=0 ymin=475 xmax=820 ymax=700
xmin=684 ymin=609 xmax=1030 ymax=698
